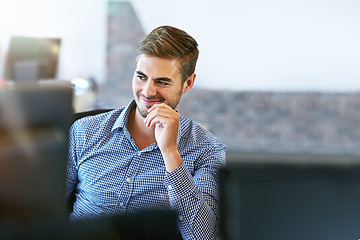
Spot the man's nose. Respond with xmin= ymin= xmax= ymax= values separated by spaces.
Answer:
xmin=143 ymin=80 xmax=156 ymax=97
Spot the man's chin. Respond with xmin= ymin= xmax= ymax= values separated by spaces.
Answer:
xmin=137 ymin=106 xmax=148 ymax=118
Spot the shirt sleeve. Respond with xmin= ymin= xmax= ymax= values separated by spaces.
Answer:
xmin=164 ymin=144 xmax=226 ymax=240
xmin=66 ymin=123 xmax=79 ymax=200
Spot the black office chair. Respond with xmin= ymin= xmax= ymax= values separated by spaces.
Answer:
xmin=73 ymin=108 xmax=114 ymax=123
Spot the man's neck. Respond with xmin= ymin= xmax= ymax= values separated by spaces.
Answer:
xmin=127 ymin=107 xmax=156 ymax=150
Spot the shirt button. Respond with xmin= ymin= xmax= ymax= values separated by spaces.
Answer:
xmin=167 ymin=185 xmax=173 ymax=190
xmin=137 ymin=152 xmax=141 ymax=156
xmin=179 ymin=215 xmax=183 ymax=221
xmin=126 ymin=177 xmax=131 ymax=183
xmin=119 ymin=202 xmax=124 ymax=207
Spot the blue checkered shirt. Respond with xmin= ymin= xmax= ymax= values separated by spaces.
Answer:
xmin=66 ymin=100 xmax=226 ymax=239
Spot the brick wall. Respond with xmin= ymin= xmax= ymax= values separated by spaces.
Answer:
xmin=97 ymin=1 xmax=144 ymax=107
xmin=179 ymin=89 xmax=360 ymax=155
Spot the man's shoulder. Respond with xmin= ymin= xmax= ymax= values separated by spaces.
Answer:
xmin=179 ymin=117 xmax=226 ymax=168
xmin=71 ymin=107 xmax=124 ymax=134
xmin=179 ymin=116 xmax=225 ymax=148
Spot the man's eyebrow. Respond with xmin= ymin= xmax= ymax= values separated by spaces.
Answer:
xmin=136 ymin=71 xmax=147 ymax=77
xmin=155 ymin=77 xmax=173 ymax=83
xmin=136 ymin=71 xmax=173 ymax=83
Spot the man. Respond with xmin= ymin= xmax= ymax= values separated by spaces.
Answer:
xmin=66 ymin=26 xmax=226 ymax=239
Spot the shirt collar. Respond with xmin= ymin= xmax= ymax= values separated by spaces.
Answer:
xmin=112 ymin=100 xmax=136 ymax=132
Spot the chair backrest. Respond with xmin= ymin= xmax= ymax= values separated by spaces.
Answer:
xmin=73 ymin=109 xmax=113 ymax=123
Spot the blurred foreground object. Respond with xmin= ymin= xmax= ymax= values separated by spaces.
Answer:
xmin=220 ymin=152 xmax=360 ymax=240
xmin=0 ymin=84 xmax=73 ymax=224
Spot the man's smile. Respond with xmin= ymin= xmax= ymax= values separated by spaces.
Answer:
xmin=140 ymin=95 xmax=164 ymax=106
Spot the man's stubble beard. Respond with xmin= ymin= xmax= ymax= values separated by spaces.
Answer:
xmin=136 ymin=88 xmax=183 ymax=119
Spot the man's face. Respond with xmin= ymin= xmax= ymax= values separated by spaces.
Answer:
xmin=132 ymin=54 xmax=185 ymax=118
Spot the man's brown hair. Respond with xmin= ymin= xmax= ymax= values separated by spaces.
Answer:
xmin=137 ymin=26 xmax=199 ymax=83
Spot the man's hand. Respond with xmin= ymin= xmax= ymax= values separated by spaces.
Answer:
xmin=144 ymin=103 xmax=182 ymax=172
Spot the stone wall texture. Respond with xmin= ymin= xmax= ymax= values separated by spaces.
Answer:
xmin=179 ymin=90 xmax=360 ymax=155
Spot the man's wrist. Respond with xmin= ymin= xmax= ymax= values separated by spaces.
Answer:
xmin=161 ymin=149 xmax=182 ymax=173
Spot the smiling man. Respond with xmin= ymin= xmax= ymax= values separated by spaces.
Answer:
xmin=66 ymin=26 xmax=226 ymax=240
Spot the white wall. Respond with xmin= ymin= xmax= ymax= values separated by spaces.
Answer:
xmin=132 ymin=0 xmax=360 ymax=92
xmin=1 ymin=0 xmax=359 ymax=92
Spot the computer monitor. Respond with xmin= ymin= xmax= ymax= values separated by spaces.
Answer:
xmin=220 ymin=152 xmax=360 ymax=240
xmin=60 ymin=209 xmax=178 ymax=240
xmin=0 ymin=209 xmax=179 ymax=240
xmin=4 ymin=36 xmax=61 ymax=82
xmin=0 ymin=84 xmax=73 ymax=224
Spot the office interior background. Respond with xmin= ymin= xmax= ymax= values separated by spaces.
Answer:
xmin=0 ymin=0 xmax=360 ymax=154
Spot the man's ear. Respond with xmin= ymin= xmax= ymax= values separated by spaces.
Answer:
xmin=182 ymin=73 xmax=196 ymax=94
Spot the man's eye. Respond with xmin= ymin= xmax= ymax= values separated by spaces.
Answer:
xmin=158 ymin=81 xmax=169 ymax=86
xmin=137 ymin=75 xmax=146 ymax=80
